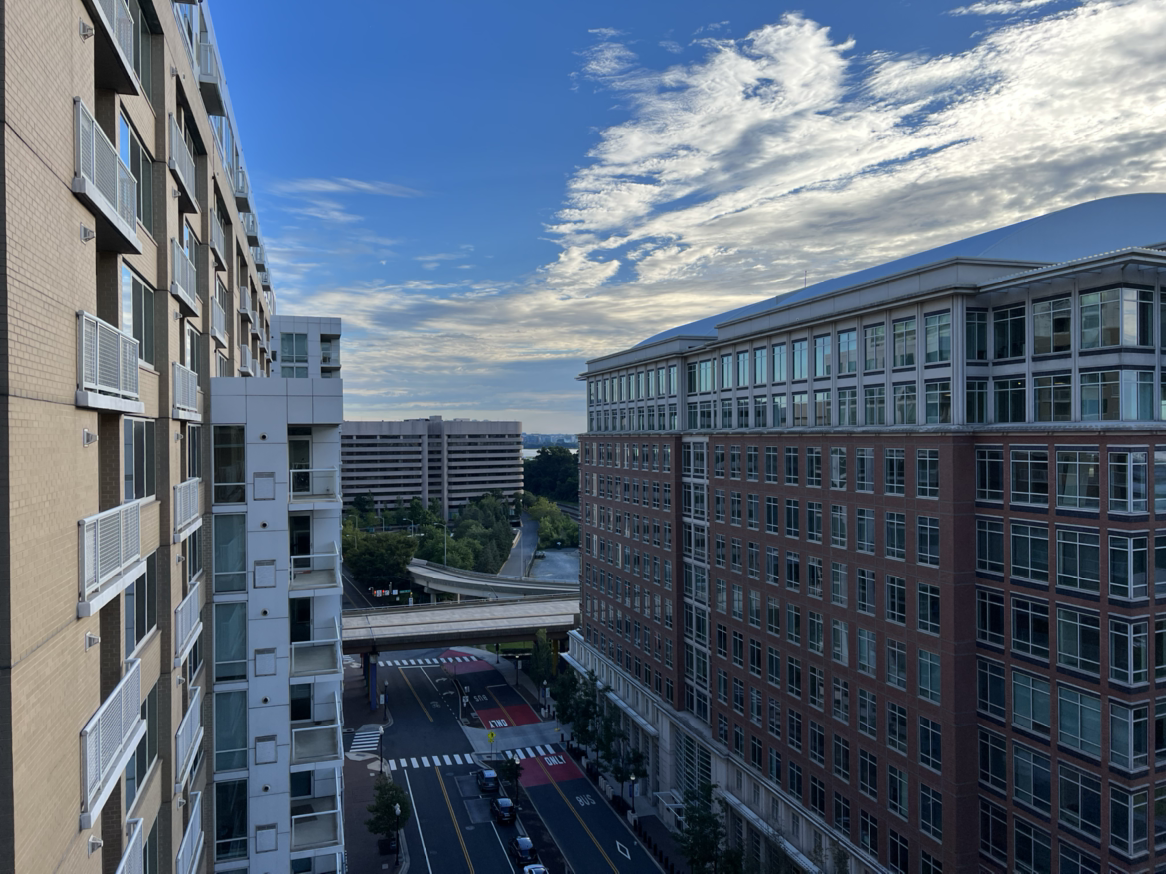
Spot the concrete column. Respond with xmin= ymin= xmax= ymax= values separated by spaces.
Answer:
xmin=369 ymin=657 xmax=379 ymax=712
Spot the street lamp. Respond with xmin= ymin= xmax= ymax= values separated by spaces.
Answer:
xmin=393 ymin=802 xmax=401 ymax=867
xmin=542 ymin=680 xmax=548 ymax=718
xmin=630 ymin=773 xmax=637 ymax=814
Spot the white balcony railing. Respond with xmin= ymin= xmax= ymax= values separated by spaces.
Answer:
xmin=173 ymin=476 xmax=200 ymax=536
xmin=113 ymin=818 xmax=144 ymax=874
xmin=174 ymin=685 xmax=203 ymax=792
xmin=320 ymin=343 xmax=340 ymax=368
xmin=176 ymin=792 xmax=204 ymax=874
xmin=239 ymin=344 xmax=253 ymax=376
xmin=289 ymin=542 xmax=341 ymax=593
xmin=198 ymin=38 xmax=224 ymax=115
xmin=73 ymin=98 xmax=138 ymax=240
xmin=168 ymin=114 xmax=197 ymax=206
xmin=290 ymin=618 xmax=342 ymax=678
xmin=210 ymin=212 xmax=226 ymax=266
xmin=258 ymin=270 xmax=271 ymax=290
xmin=79 ymin=501 xmax=140 ymax=600
xmin=234 ymin=166 xmax=251 ymax=208
xmin=93 ymin=0 xmax=135 ymax=64
xmin=291 ymin=694 xmax=343 ymax=766
xmin=241 ymin=211 xmax=259 ymax=243
xmin=77 ymin=311 xmax=139 ymax=401
xmin=174 ymin=579 xmax=202 ymax=667
xmin=211 ymin=297 xmax=227 ymax=346
xmin=81 ymin=659 xmax=144 ymax=828
xmin=250 ymin=244 xmax=266 ymax=269
xmin=170 ymin=238 xmax=199 ymax=314
xmin=238 ymin=290 xmax=254 ymax=322
xmin=173 ymin=362 xmax=199 ymax=415
xmin=290 ymin=468 xmax=341 ymax=502
xmin=290 ymin=795 xmax=342 ymax=851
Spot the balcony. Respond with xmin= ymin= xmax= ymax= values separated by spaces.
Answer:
xmin=174 ymin=579 xmax=203 ymax=667
xmin=170 ymin=238 xmax=201 ymax=316
xmin=239 ymin=344 xmax=254 ymax=377
xmin=78 ymin=501 xmax=142 ymax=617
xmin=289 ymin=543 xmax=341 ymax=594
xmin=211 ymin=296 xmax=228 ymax=347
xmin=80 ymin=659 xmax=145 ymax=829
xmin=238 ymin=290 xmax=254 ymax=323
xmin=264 ymin=289 xmax=276 ymax=314
xmin=234 ymin=166 xmax=251 ymax=212
xmin=241 ymin=211 xmax=260 ymax=245
xmin=72 ymin=98 xmax=140 ymax=253
xmin=168 ymin=114 xmax=198 ymax=213
xmin=173 ymin=685 xmax=203 ymax=793
xmin=251 ymin=243 xmax=267 ymax=270
xmin=76 ymin=311 xmax=143 ymax=414
xmin=210 ymin=212 xmax=227 ymax=270
xmin=290 ymin=469 xmax=341 ymax=503
xmin=175 ymin=792 xmax=205 ymax=874
xmin=291 ymin=694 xmax=343 ymax=768
xmin=173 ymin=476 xmax=201 ymax=541
xmin=290 ymin=795 xmax=343 ymax=852
xmin=81 ymin=0 xmax=139 ymax=95
xmin=290 ymin=618 xmax=342 ymax=679
xmin=173 ymin=362 xmax=200 ymax=420
xmin=259 ymin=270 xmax=271 ymax=291
xmin=320 ymin=343 xmax=341 ymax=370
xmin=112 ymin=818 xmax=144 ymax=874
xmin=198 ymin=38 xmax=225 ymax=115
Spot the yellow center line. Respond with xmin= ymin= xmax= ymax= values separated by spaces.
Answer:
xmin=435 ymin=765 xmax=475 ymax=874
xmin=533 ymin=755 xmax=620 ymax=873
xmin=486 ymin=686 xmax=518 ymax=726
xmin=399 ymin=667 xmax=433 ymax=722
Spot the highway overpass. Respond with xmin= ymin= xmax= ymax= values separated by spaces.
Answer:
xmin=407 ymin=558 xmax=577 ymax=599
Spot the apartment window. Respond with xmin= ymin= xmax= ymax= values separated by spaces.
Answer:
xmin=994 ymin=304 xmax=1025 ymax=358
xmin=1109 ymin=618 xmax=1149 ymax=684
xmin=1011 ymin=523 xmax=1049 ymax=582
xmin=213 ymin=514 xmax=246 ymax=594
xmin=966 ymin=379 xmax=988 ymax=423
xmin=1013 ymin=745 xmax=1051 ymax=813
xmin=124 ymin=554 xmax=157 ymax=657
xmin=833 ymin=735 xmax=850 ymax=780
xmin=1014 ymin=820 xmax=1051 ymax=874
xmin=829 ymin=504 xmax=847 ymax=547
xmin=121 ymin=265 xmax=155 ymax=364
xmin=1058 ymin=685 xmax=1102 ymax=756
xmin=855 ymin=690 xmax=876 ymax=740
xmin=1058 ymin=844 xmax=1100 ymax=874
xmin=864 ymin=386 xmax=886 ymax=425
xmin=831 ymin=619 xmax=848 ymax=665
xmin=891 ymin=384 xmax=915 ymax=425
xmin=119 ymin=114 xmax=154 ymax=231
xmin=885 ymin=575 xmax=906 ymax=623
xmin=806 ymin=448 xmax=821 ymax=487
xmin=920 ymin=784 xmax=943 ymax=840
xmin=916 ymin=583 xmax=940 ymax=635
xmin=892 ymin=318 xmax=916 ymax=367
xmin=280 ymin=332 xmax=308 ymax=378
xmin=855 ymin=510 xmax=874 ymax=555
xmin=994 ymin=378 xmax=1026 ymax=423
xmin=1033 ymin=374 xmax=1072 ymax=421
xmin=786 ymin=554 xmax=800 ymax=592
xmin=924 ymin=312 xmax=951 ymax=363
xmin=808 ymin=669 xmax=824 ymax=710
xmin=883 ymin=702 xmax=907 ymax=755
xmin=1056 ymin=450 xmax=1100 ymax=509
xmin=787 ymin=657 xmax=801 ymax=698
xmin=858 ymin=749 xmax=877 ymax=799
xmin=884 ymin=449 xmax=905 ymax=495
xmin=215 ymin=689 xmax=248 ymax=771
xmin=979 ymin=729 xmax=1006 ymax=789
xmin=1110 ymin=701 xmax=1149 ymax=770
xmin=967 ymin=310 xmax=988 ymax=360
xmin=1012 ymin=597 xmax=1049 ymax=659
xmin=1010 ymin=449 xmax=1048 ymax=505
xmin=1013 ymin=671 xmax=1050 ymax=733
xmin=917 ymin=516 xmax=939 ymax=566
xmin=1056 ymin=529 xmax=1100 ymax=592
xmin=1080 ymin=286 xmax=1154 ymax=349
xmin=1110 ymin=450 xmax=1149 ymax=513
xmin=831 ymin=562 xmax=847 ymax=606
xmin=888 ymin=764 xmax=908 ymax=818
xmin=212 ymin=425 xmax=246 ymax=503
xmin=979 ymin=799 xmax=1007 ymax=862
xmin=123 ymin=418 xmax=156 ymax=501
xmin=977 ymin=589 xmax=1004 ymax=645
xmin=215 ymin=779 xmax=248 ymax=861
xmin=918 ymin=650 xmax=941 ymax=703
xmin=857 ymin=628 xmax=877 ymax=676
xmin=808 ymin=612 xmax=823 ymax=654
xmin=1110 ymin=785 xmax=1149 ymax=856
xmin=887 ymin=639 xmax=907 ymax=689
xmin=1057 ymin=608 xmax=1101 ymax=674
xmin=1058 ymin=764 xmax=1102 ymax=838
xmin=885 ymin=513 xmax=905 ymax=560
xmin=977 ymin=658 xmax=1005 ymax=718
xmin=772 ymin=343 xmax=786 ymax=382
xmin=124 ymin=683 xmax=158 ymax=809
xmin=1110 ymin=533 xmax=1149 ymax=600
xmin=976 ymin=518 xmax=1004 ymax=574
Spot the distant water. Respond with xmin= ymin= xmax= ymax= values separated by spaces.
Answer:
xmin=522 ymin=448 xmax=578 ymax=460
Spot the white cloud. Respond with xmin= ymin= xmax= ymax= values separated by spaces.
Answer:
xmin=272 ymin=177 xmax=424 ymax=198
xmin=949 ymin=0 xmax=1060 ymax=15
xmin=659 ymin=40 xmax=684 ymax=54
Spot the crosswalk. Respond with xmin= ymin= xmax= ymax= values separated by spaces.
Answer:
xmin=380 ymin=744 xmax=564 ymax=772
xmin=349 ymin=729 xmax=382 ymax=753
xmin=378 ymin=656 xmax=478 ymax=667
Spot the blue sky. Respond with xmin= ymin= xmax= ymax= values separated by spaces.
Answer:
xmin=209 ymin=0 xmax=1166 ymax=432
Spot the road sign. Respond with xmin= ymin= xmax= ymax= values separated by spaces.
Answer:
xmin=487 ymin=730 xmax=496 ymax=744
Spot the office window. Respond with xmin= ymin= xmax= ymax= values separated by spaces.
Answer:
xmin=857 ymin=628 xmax=877 ymax=677
xmin=772 ymin=343 xmax=787 ymax=382
xmin=1109 ymin=618 xmax=1148 ymax=684
xmin=977 ymin=589 xmax=1004 ymax=645
xmin=887 ymin=639 xmax=907 ymax=689
xmin=786 ymin=555 xmax=800 ymax=594
xmin=791 ymin=392 xmax=808 ymax=426
xmin=1057 ymin=608 xmax=1101 ymax=674
xmin=888 ymin=764 xmax=907 ymax=817
xmin=917 ymin=583 xmax=940 ymax=634
xmin=839 ymin=386 xmax=856 ymax=423
xmin=994 ymin=378 xmax=1026 ymax=423
xmin=979 ymin=729 xmax=1006 ymax=789
xmin=784 ymin=500 xmax=799 ymax=538
xmin=764 ymin=447 xmax=778 ymax=483
xmin=885 ymin=513 xmax=905 ymax=560
xmin=1058 ymin=764 xmax=1102 ymax=837
xmin=887 ymin=701 xmax=908 ymax=753
xmin=924 ymin=312 xmax=951 ymax=363
xmin=920 ymin=784 xmax=943 ymax=840
xmin=808 ymin=612 xmax=823 ymax=654
xmin=833 ymin=735 xmax=850 ymax=780
xmin=966 ymin=311 xmax=988 ymax=361
xmin=1056 ymin=450 xmax=1100 ymax=509
xmin=832 ymin=619 xmax=848 ymax=665
xmin=917 ymin=516 xmax=939 ymax=566
xmin=830 ymin=506 xmax=847 ymax=548
xmin=1012 ymin=597 xmax=1049 ymax=659
xmin=891 ymin=384 xmax=915 ymax=425
xmin=1032 ymin=297 xmax=1071 ymax=354
xmin=828 ymin=447 xmax=846 ymax=490
xmin=975 ymin=447 xmax=1005 ymax=498
xmin=1109 ymin=701 xmax=1148 ymax=771
xmin=1013 ymin=671 xmax=1050 ymax=734
xmin=1011 ymin=523 xmax=1049 ymax=583
xmin=994 ymin=304 xmax=1025 ymax=358
xmin=814 ymin=335 xmax=832 ymax=378
xmin=864 ymin=385 xmax=886 ymax=425
xmin=885 ymin=575 xmax=906 ymax=623
xmin=918 ymin=650 xmax=941 ymax=703
xmin=1058 ymin=844 xmax=1100 ymax=874
xmin=787 ymin=657 xmax=802 ymax=698
xmin=123 ymin=418 xmax=156 ymax=501
xmin=892 ymin=318 xmax=916 ymax=367
xmin=858 ymin=749 xmax=877 ymax=799
xmin=979 ymin=799 xmax=1007 ymax=862
xmin=916 ymin=449 xmax=939 ymax=499
xmin=858 ymin=689 xmax=877 ymax=738
xmin=855 ymin=509 xmax=874 ymax=555
xmin=1109 ymin=450 xmax=1148 ymax=513
xmin=834 ymin=792 xmax=851 ymax=835
xmin=976 ymin=518 xmax=1004 ymax=574
xmin=1033 ymin=373 xmax=1072 ymax=421
xmin=1013 ymin=745 xmax=1051 ymax=813
xmin=831 ymin=562 xmax=847 ymax=606
xmin=1011 ymin=449 xmax=1049 ymax=505
xmin=1109 ymin=533 xmax=1148 ymax=600
xmin=864 ymin=324 xmax=885 ymax=371
xmin=1014 ymin=820 xmax=1050 ymax=874
xmin=884 ymin=449 xmax=905 ymax=495
xmin=977 ymin=658 xmax=1005 ymax=718
xmin=1056 ymin=529 xmax=1100 ymax=592
xmin=754 ymin=347 xmax=767 ymax=385
xmin=1110 ymin=785 xmax=1149 ymax=856
xmin=806 ymin=448 xmax=821 ymax=487
xmin=1058 ymin=685 xmax=1101 ymax=756
xmin=967 ymin=379 xmax=988 ymax=423
xmin=792 ymin=339 xmax=808 ymax=380
xmin=1080 ymin=287 xmax=1154 ymax=349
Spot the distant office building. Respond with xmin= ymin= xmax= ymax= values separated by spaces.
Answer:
xmin=341 ymin=417 xmax=523 ymax=519
xmin=571 ymin=195 xmax=1166 ymax=874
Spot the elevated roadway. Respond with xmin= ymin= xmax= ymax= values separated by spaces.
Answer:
xmin=342 ymin=594 xmax=580 ymax=653
xmin=407 ymin=558 xmax=577 ymax=599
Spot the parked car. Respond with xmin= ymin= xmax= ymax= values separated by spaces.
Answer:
xmin=491 ymin=796 xmax=515 ymax=824
xmin=476 ymin=768 xmax=499 ymax=793
xmin=508 ymin=836 xmax=538 ymax=865
xmin=523 ymin=866 xmax=549 ymax=874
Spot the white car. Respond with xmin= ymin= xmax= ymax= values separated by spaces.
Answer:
xmin=523 ymin=866 xmax=549 ymax=874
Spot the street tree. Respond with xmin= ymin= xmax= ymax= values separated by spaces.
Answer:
xmin=549 ymin=666 xmax=579 ymax=725
xmin=495 ymin=756 xmax=524 ymax=799
xmin=344 ymin=530 xmax=416 ymax=588
xmin=523 ymin=445 xmax=579 ymax=502
xmin=673 ymin=781 xmax=726 ymax=874
xmin=529 ymin=628 xmax=555 ymax=686
xmin=366 ymin=775 xmax=412 ymax=841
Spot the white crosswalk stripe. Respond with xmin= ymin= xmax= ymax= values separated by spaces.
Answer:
xmin=453 ymin=754 xmax=463 ymax=764
xmin=369 ymin=743 xmax=564 ymax=772
xmin=410 ymin=758 xmax=419 ymax=768
xmin=349 ymin=730 xmax=381 ymax=752
xmin=375 ymin=655 xmax=480 ymax=668
xmin=388 ymin=760 xmax=397 ymax=771
xmin=421 ymin=756 xmax=430 ymax=767
xmin=443 ymin=755 xmax=452 ymax=765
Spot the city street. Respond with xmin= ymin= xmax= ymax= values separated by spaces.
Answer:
xmin=344 ymin=646 xmax=662 ymax=874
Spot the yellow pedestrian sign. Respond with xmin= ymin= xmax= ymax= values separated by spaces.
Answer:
xmin=487 ymin=730 xmax=496 ymax=744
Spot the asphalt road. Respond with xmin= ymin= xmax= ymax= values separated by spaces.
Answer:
xmin=498 ymin=513 xmax=539 ymax=577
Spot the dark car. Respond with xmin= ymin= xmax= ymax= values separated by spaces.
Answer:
xmin=476 ymin=768 xmax=499 ymax=793
xmin=508 ymin=836 xmax=538 ymax=865
xmin=491 ymin=796 xmax=515 ymax=824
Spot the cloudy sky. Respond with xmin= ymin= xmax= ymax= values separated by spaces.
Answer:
xmin=211 ymin=0 xmax=1166 ymax=432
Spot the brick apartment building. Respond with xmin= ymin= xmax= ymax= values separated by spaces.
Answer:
xmin=0 ymin=2 xmax=343 ymax=872
xmin=568 ymin=194 xmax=1166 ymax=874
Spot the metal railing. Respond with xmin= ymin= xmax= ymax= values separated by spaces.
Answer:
xmin=290 ymin=617 xmax=342 ymax=678
xmin=291 ymin=693 xmax=343 ymax=765
xmin=198 ymin=38 xmax=221 ymax=86
xmin=74 ymin=98 xmax=136 ymax=229
xmin=78 ymin=311 xmax=139 ymax=401
xmin=211 ymin=296 xmax=227 ymax=344
xmin=290 ymin=795 xmax=342 ymax=851
xmin=79 ymin=501 xmax=140 ymax=600
xmin=239 ymin=344 xmax=253 ymax=375
xmin=289 ymin=542 xmax=341 ymax=592
xmin=290 ymin=468 xmax=340 ymax=501
xmin=175 ymin=792 xmax=204 ymax=874
xmin=170 ymin=238 xmax=199 ymax=313
xmin=173 ymin=476 xmax=200 ymax=534
xmin=250 ymin=244 xmax=266 ymax=269
xmin=94 ymin=0 xmax=135 ymax=69
xmin=238 ymin=290 xmax=254 ymax=321
xmin=211 ymin=212 xmax=226 ymax=264
xmin=173 ymin=362 xmax=198 ymax=414
xmin=241 ymin=211 xmax=259 ymax=241
xmin=258 ymin=270 xmax=270 ymax=289
xmin=174 ymin=579 xmax=202 ymax=665
xmin=113 ymin=818 xmax=144 ymax=874
xmin=168 ymin=114 xmax=197 ymax=203
xmin=174 ymin=685 xmax=203 ymax=791
xmin=235 ymin=166 xmax=250 ymax=202
xmin=81 ymin=659 xmax=142 ymax=820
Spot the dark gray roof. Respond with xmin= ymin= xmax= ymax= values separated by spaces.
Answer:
xmin=637 ymin=193 xmax=1166 ymax=347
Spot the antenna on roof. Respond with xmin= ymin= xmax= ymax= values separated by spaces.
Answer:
xmin=804 ymin=270 xmax=807 ymax=288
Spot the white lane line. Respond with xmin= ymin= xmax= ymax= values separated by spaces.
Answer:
xmin=403 ymin=770 xmax=433 ymax=874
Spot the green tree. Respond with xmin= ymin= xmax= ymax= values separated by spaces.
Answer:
xmin=366 ymin=775 xmax=412 ymax=840
xmin=353 ymin=493 xmax=376 ymax=515
xmin=567 ymin=670 xmax=600 ymax=754
xmin=495 ymin=756 xmax=524 ymax=799
xmin=529 ymin=628 xmax=555 ymax=686
xmin=674 ymin=782 xmax=726 ymax=874
xmin=523 ymin=445 xmax=579 ymax=503
xmin=344 ymin=531 xmax=417 ymax=588
xmin=549 ymin=667 xmax=579 ymax=725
